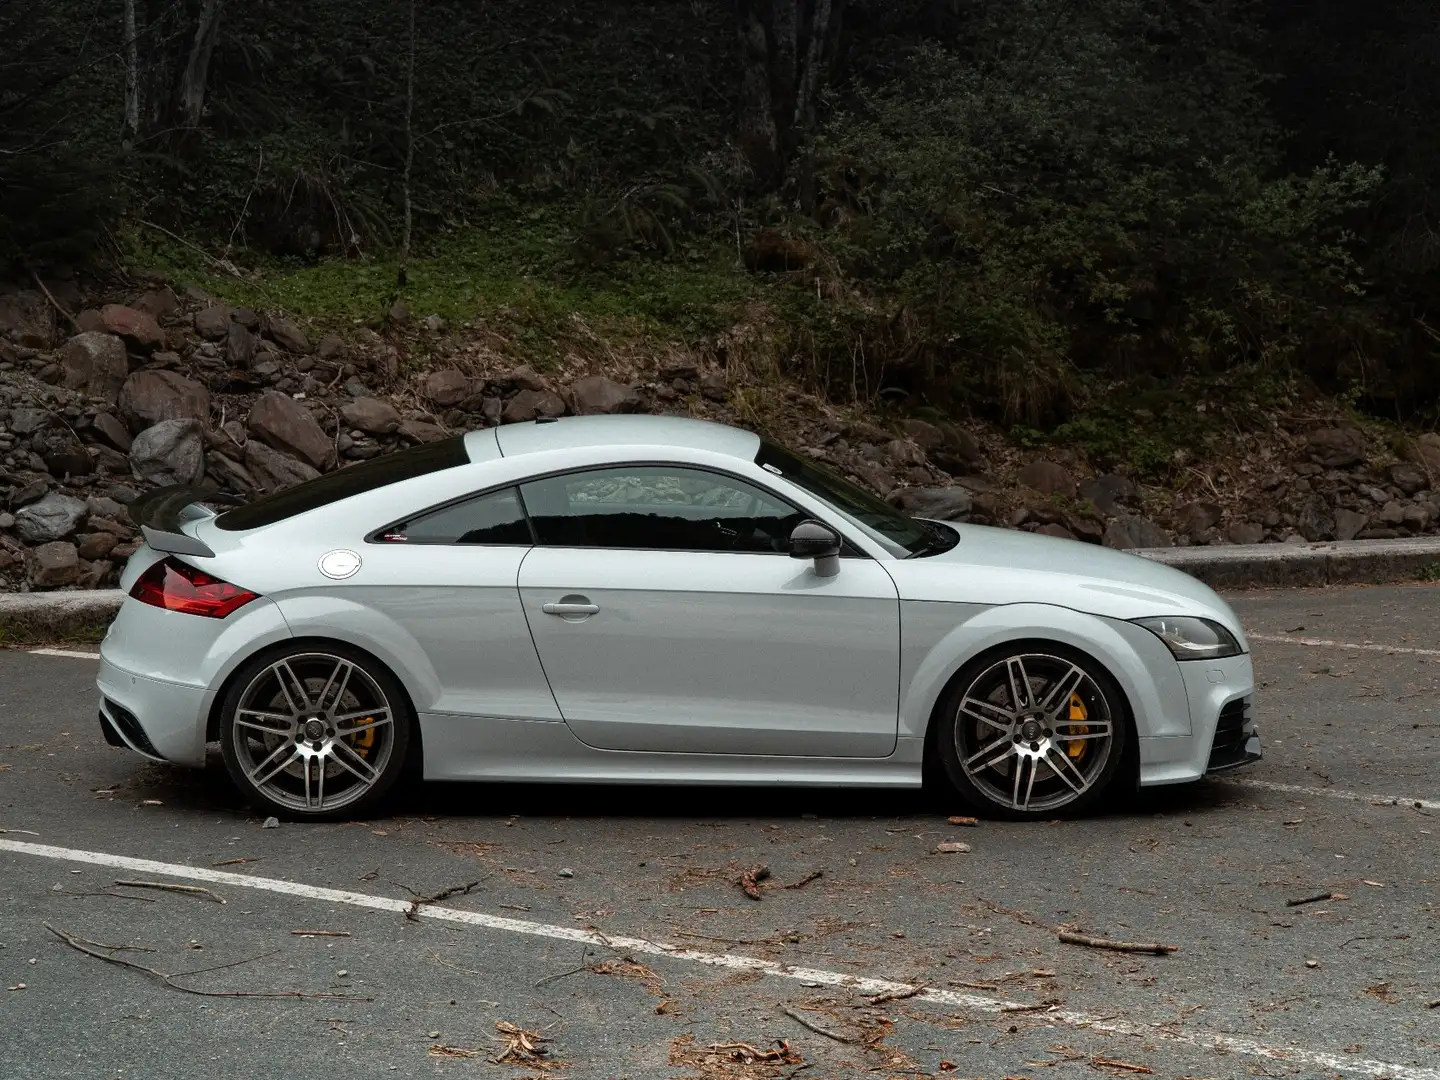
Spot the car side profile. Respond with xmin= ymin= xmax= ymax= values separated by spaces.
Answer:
xmin=97 ymin=414 xmax=1259 ymax=820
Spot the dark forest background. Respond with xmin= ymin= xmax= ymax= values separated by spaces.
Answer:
xmin=4 ymin=0 xmax=1439 ymax=437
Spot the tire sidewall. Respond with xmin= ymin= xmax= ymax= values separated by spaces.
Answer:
xmin=218 ymin=642 xmax=414 ymax=822
xmin=932 ymin=640 xmax=1131 ymax=821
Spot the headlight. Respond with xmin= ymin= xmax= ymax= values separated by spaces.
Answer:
xmin=1133 ymin=617 xmax=1243 ymax=660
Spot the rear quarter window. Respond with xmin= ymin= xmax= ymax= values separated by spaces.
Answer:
xmin=215 ymin=436 xmax=470 ymax=532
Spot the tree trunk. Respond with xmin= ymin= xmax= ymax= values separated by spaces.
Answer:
xmin=398 ymin=0 xmax=417 ymax=289
xmin=123 ymin=0 xmax=140 ymax=139
xmin=176 ymin=0 xmax=224 ymax=129
xmin=737 ymin=0 xmax=781 ymax=187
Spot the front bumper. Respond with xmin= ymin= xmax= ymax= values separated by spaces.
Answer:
xmin=1139 ymin=651 xmax=1259 ymax=786
xmin=96 ymin=655 xmax=214 ymax=767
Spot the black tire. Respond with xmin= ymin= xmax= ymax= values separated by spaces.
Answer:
xmin=932 ymin=641 xmax=1131 ymax=821
xmin=218 ymin=642 xmax=413 ymax=821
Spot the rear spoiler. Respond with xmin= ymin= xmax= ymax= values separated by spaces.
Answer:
xmin=129 ymin=485 xmax=242 ymax=559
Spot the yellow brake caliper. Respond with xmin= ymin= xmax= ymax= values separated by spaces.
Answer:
xmin=346 ymin=719 xmax=376 ymax=759
xmin=1066 ymin=693 xmax=1089 ymax=759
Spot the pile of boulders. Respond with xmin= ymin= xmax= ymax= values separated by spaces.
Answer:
xmin=2 ymin=277 xmax=1438 ymax=592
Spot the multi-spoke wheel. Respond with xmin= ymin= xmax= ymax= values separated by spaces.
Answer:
xmin=218 ymin=646 xmax=412 ymax=820
xmin=934 ymin=645 xmax=1129 ymax=820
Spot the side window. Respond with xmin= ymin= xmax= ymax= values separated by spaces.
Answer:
xmin=380 ymin=487 xmax=532 ymax=545
xmin=519 ymin=466 xmax=805 ymax=553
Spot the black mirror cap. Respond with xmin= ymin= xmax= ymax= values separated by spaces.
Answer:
xmin=790 ymin=519 xmax=841 ymax=559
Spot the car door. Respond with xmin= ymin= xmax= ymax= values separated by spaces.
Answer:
xmin=516 ymin=464 xmax=902 ymax=758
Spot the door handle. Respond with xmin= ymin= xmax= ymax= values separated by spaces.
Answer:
xmin=542 ymin=602 xmax=599 ymax=617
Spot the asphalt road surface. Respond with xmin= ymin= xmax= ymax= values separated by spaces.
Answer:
xmin=1 ymin=585 xmax=1437 ymax=1080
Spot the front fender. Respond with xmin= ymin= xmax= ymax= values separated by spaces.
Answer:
xmin=898 ymin=601 xmax=1191 ymax=741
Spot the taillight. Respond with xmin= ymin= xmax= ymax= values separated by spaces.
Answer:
xmin=129 ymin=558 xmax=259 ymax=619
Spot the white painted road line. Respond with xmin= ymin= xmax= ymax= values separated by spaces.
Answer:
xmin=1224 ymin=777 xmax=1440 ymax=811
xmin=1249 ymin=633 xmax=1440 ymax=658
xmin=27 ymin=648 xmax=102 ymax=660
xmin=2 ymin=839 xmax=1437 ymax=1080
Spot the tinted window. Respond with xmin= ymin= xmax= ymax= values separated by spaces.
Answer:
xmin=216 ymin=437 xmax=469 ymax=532
xmin=380 ymin=487 xmax=532 ymax=545
xmin=520 ymin=466 xmax=805 ymax=553
xmin=754 ymin=440 xmax=956 ymax=558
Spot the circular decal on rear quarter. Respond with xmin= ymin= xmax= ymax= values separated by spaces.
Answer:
xmin=318 ymin=549 xmax=362 ymax=580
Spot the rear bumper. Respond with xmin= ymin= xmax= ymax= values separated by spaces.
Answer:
xmin=96 ymin=654 xmax=214 ymax=767
xmin=1139 ymin=652 xmax=1258 ymax=786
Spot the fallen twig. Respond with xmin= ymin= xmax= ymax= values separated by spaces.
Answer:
xmin=948 ymin=816 xmax=979 ymax=827
xmin=780 ymin=1005 xmax=853 ymax=1043
xmin=46 ymin=925 xmax=369 ymax=1000
xmin=1058 ymin=930 xmax=1177 ymax=955
xmin=113 ymin=880 xmax=224 ymax=904
xmin=1286 ymin=891 xmax=1337 ymax=908
xmin=738 ymin=864 xmax=771 ymax=900
xmin=867 ymin=985 xmax=925 ymax=1006
xmin=69 ymin=889 xmax=157 ymax=903
xmin=1091 ymin=1058 xmax=1154 ymax=1074
xmin=400 ymin=878 xmax=482 ymax=920
xmin=1001 ymin=1001 xmax=1054 ymax=1014
xmin=0 ymin=828 xmax=39 ymax=836
xmin=784 ymin=870 xmax=823 ymax=890
xmin=212 ymin=858 xmax=258 ymax=867
xmin=291 ymin=930 xmax=351 ymax=938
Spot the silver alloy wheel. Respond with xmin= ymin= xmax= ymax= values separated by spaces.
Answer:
xmin=952 ymin=652 xmax=1115 ymax=813
xmin=229 ymin=652 xmax=396 ymax=814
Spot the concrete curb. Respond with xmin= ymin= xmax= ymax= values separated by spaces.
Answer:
xmin=0 ymin=590 xmax=125 ymax=645
xmin=3 ymin=538 xmax=1440 ymax=642
xmin=1132 ymin=536 xmax=1440 ymax=590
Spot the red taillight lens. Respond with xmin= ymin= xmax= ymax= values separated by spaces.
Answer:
xmin=129 ymin=558 xmax=259 ymax=619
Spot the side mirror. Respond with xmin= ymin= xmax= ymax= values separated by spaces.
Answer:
xmin=790 ymin=520 xmax=841 ymax=577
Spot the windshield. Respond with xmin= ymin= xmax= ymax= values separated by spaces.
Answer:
xmin=754 ymin=440 xmax=957 ymax=558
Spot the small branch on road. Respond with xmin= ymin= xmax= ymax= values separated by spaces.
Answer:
xmin=738 ymin=864 xmax=771 ymax=900
xmin=212 ymin=857 xmax=258 ymax=867
xmin=1058 ymin=930 xmax=1177 ymax=955
xmin=1286 ymin=891 xmax=1340 ymax=907
xmin=292 ymin=930 xmax=351 ymax=938
xmin=866 ymin=985 xmax=924 ymax=1006
xmin=113 ymin=880 xmax=225 ymax=903
xmin=69 ymin=889 xmax=157 ymax=903
xmin=395 ymin=878 xmax=483 ymax=921
xmin=1091 ymin=1058 xmax=1155 ymax=1074
xmin=783 ymin=870 xmax=823 ymax=890
xmin=0 ymin=829 xmax=39 ymax=836
xmin=535 ymin=944 xmax=593 ymax=988
xmin=46 ymin=924 xmax=370 ymax=1000
xmin=779 ymin=1005 xmax=853 ymax=1043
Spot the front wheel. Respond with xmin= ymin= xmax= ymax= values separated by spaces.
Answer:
xmin=218 ymin=645 xmax=413 ymax=821
xmin=934 ymin=645 xmax=1130 ymax=820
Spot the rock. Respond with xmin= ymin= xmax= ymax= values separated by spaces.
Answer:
xmin=87 ymin=496 xmax=128 ymax=521
xmin=317 ymin=334 xmax=346 ymax=361
xmin=890 ymin=486 xmax=973 ymax=521
xmin=130 ymin=420 xmax=205 ymax=487
xmin=1401 ymin=432 xmax=1440 ymax=475
xmin=244 ymin=440 xmax=320 ymax=493
xmin=0 ymin=290 xmax=55 ymax=348
xmin=76 ymin=532 xmax=118 ymax=561
xmin=150 ymin=350 xmax=183 ymax=369
xmin=422 ymin=314 xmax=447 ymax=333
xmin=29 ymin=541 xmax=79 ymax=587
xmin=1063 ymin=513 xmax=1105 ymax=544
xmin=1297 ymin=494 xmax=1336 ymax=541
xmin=398 ymin=419 xmax=447 ymax=443
xmin=247 ymin=391 xmax=336 ymax=471
xmin=266 ymin=316 xmax=310 ymax=353
xmin=1333 ymin=508 xmax=1368 ymax=542
xmin=78 ymin=558 xmax=115 ymax=589
xmin=100 ymin=305 xmax=164 ymax=351
xmin=1017 ymin=459 xmax=1075 ymax=498
xmin=1036 ymin=523 xmax=1078 ymax=541
xmin=424 ymin=369 xmax=470 ymax=408
xmin=1378 ymin=499 xmax=1407 ymax=527
xmin=226 ymin=320 xmax=257 ymax=369
xmin=504 ymin=365 xmax=548 ymax=392
xmin=194 ymin=305 xmax=232 ymax=340
xmin=502 ymin=389 xmax=567 ymax=424
xmin=90 ymin=413 xmax=133 ymax=453
xmin=480 ymin=397 xmax=502 ymax=426
xmin=229 ymin=307 xmax=259 ymax=331
xmin=900 ymin=419 xmax=945 ymax=450
xmin=1404 ymin=502 xmax=1432 ymax=529
xmin=133 ymin=288 xmax=180 ymax=321
xmin=1103 ymin=514 xmax=1172 ymax=550
xmin=1077 ymin=474 xmax=1137 ymax=517
xmin=1388 ymin=462 xmax=1428 ymax=495
xmin=11 ymin=480 xmax=51 ymax=508
xmin=8 ymin=407 xmax=50 ymax=435
xmin=207 ymin=451 xmax=258 ymax=494
xmin=570 ymin=376 xmax=642 ymax=415
xmin=699 ymin=372 xmax=729 ymax=402
xmin=1174 ymin=501 xmax=1223 ymax=538
xmin=1227 ymin=521 xmax=1265 ymax=545
xmin=0 ymin=512 xmax=13 ymax=530
xmin=118 ymin=370 xmax=211 ymax=431
xmin=388 ymin=299 xmax=411 ymax=325
xmin=15 ymin=493 xmax=89 ymax=543
xmin=59 ymin=332 xmax=129 ymax=401
xmin=340 ymin=397 xmax=400 ymax=435
xmin=884 ymin=439 xmax=928 ymax=468
xmin=1306 ymin=426 xmax=1367 ymax=469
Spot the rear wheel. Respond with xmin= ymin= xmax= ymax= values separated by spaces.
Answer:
xmin=218 ymin=645 xmax=412 ymax=821
xmin=934 ymin=645 xmax=1129 ymax=820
